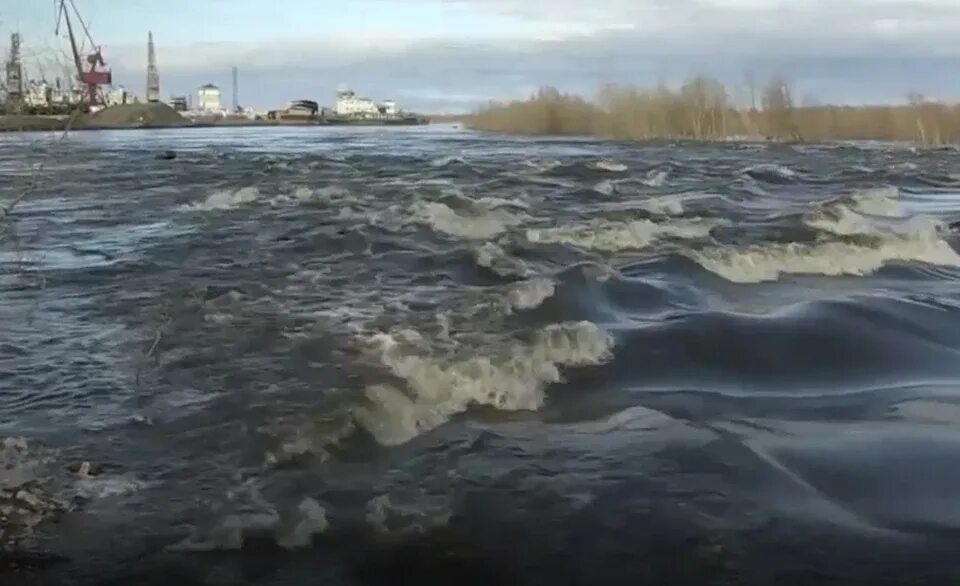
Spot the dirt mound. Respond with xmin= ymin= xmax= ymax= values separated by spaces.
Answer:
xmin=80 ymin=102 xmax=187 ymax=128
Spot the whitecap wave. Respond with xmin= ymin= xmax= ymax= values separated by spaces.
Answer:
xmin=474 ymin=242 xmax=531 ymax=278
xmin=742 ymin=163 xmax=798 ymax=181
xmin=414 ymin=200 xmax=525 ymax=240
xmin=691 ymin=222 xmax=960 ymax=283
xmin=181 ymin=186 xmax=260 ymax=211
xmin=430 ymin=155 xmax=467 ymax=168
xmin=642 ymin=169 xmax=669 ymax=187
xmin=353 ymin=321 xmax=614 ymax=446
xmin=805 ymin=187 xmax=932 ymax=238
xmin=850 ymin=186 xmax=903 ymax=217
xmin=593 ymin=180 xmax=616 ymax=196
xmin=506 ymin=278 xmax=556 ymax=312
xmin=590 ymin=160 xmax=628 ymax=173
xmin=527 ymin=218 xmax=713 ymax=252
xmin=640 ymin=195 xmax=684 ymax=216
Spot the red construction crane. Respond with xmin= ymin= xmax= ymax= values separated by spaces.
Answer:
xmin=55 ymin=0 xmax=111 ymax=111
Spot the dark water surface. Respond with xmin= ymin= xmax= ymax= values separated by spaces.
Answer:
xmin=3 ymin=126 xmax=960 ymax=585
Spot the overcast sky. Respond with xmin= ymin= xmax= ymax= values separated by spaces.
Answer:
xmin=4 ymin=0 xmax=960 ymax=112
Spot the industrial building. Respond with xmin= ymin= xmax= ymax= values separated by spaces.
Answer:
xmin=268 ymin=99 xmax=319 ymax=120
xmin=335 ymin=88 xmax=398 ymax=119
xmin=197 ymin=83 xmax=223 ymax=113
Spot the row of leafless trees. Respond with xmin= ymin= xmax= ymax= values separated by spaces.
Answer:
xmin=468 ymin=78 xmax=960 ymax=145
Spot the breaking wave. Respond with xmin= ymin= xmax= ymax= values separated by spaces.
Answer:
xmin=691 ymin=223 xmax=960 ymax=282
xmin=527 ymin=218 xmax=713 ymax=252
xmin=413 ymin=200 xmax=526 ymax=239
xmin=181 ymin=186 xmax=260 ymax=211
xmin=352 ymin=321 xmax=614 ymax=446
xmin=473 ymin=242 xmax=531 ymax=278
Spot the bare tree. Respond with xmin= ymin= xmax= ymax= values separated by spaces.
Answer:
xmin=762 ymin=77 xmax=796 ymax=139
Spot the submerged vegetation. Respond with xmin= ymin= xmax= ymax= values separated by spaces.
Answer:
xmin=468 ymin=78 xmax=960 ymax=145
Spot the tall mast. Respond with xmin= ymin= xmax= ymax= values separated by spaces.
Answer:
xmin=146 ymin=31 xmax=159 ymax=102
xmin=4 ymin=33 xmax=24 ymax=113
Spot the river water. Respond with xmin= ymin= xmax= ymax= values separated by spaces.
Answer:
xmin=2 ymin=126 xmax=960 ymax=585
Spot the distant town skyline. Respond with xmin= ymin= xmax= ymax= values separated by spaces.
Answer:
xmin=4 ymin=0 xmax=960 ymax=113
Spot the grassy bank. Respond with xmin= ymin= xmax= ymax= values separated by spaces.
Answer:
xmin=468 ymin=80 xmax=960 ymax=145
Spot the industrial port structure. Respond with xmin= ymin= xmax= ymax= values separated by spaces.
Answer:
xmin=1 ymin=0 xmax=429 ymax=128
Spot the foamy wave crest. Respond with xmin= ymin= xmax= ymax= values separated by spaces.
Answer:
xmin=430 ymin=156 xmax=467 ymax=168
xmin=414 ymin=200 xmax=525 ymax=240
xmin=691 ymin=223 xmax=960 ymax=283
xmin=506 ymin=278 xmax=556 ymax=312
xmin=270 ymin=185 xmax=356 ymax=207
xmin=805 ymin=205 xmax=872 ymax=236
xmin=181 ymin=186 xmax=260 ymax=211
xmin=593 ymin=179 xmax=616 ymax=196
xmin=805 ymin=187 xmax=925 ymax=237
xmin=640 ymin=195 xmax=684 ymax=216
xmin=851 ymin=186 xmax=904 ymax=217
xmin=474 ymin=242 xmax=531 ymax=278
xmin=742 ymin=164 xmax=798 ymax=182
xmin=353 ymin=321 xmax=614 ymax=446
xmin=521 ymin=159 xmax=562 ymax=173
xmin=642 ymin=169 xmax=669 ymax=187
xmin=589 ymin=160 xmax=628 ymax=173
xmin=527 ymin=218 xmax=712 ymax=252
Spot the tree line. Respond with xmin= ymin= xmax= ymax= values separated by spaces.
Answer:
xmin=467 ymin=77 xmax=960 ymax=145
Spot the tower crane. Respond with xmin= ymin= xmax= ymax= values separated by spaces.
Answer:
xmin=55 ymin=0 xmax=111 ymax=111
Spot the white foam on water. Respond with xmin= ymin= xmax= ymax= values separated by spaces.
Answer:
xmin=640 ymin=195 xmax=684 ymax=216
xmin=804 ymin=204 xmax=877 ymax=236
xmin=167 ymin=485 xmax=327 ymax=552
xmin=742 ymin=163 xmax=798 ymax=180
xmin=430 ymin=155 xmax=467 ymax=167
xmin=590 ymin=160 xmax=628 ymax=173
xmin=474 ymin=242 xmax=531 ymax=278
xmin=76 ymin=474 xmax=146 ymax=499
xmin=521 ymin=159 xmax=562 ymax=173
xmin=593 ymin=180 xmax=616 ymax=196
xmin=414 ymin=201 xmax=525 ymax=240
xmin=475 ymin=196 xmax=530 ymax=211
xmin=180 ymin=186 xmax=260 ymax=211
xmin=506 ymin=278 xmax=556 ymax=312
xmin=366 ymin=493 xmax=451 ymax=535
xmin=274 ymin=498 xmax=329 ymax=549
xmin=642 ymin=169 xmax=669 ymax=187
xmin=850 ymin=186 xmax=904 ymax=217
xmin=804 ymin=187 xmax=918 ymax=237
xmin=0 ymin=437 xmax=43 ymax=491
xmin=353 ymin=321 xmax=614 ymax=446
xmin=527 ymin=218 xmax=713 ymax=252
xmin=690 ymin=222 xmax=960 ymax=283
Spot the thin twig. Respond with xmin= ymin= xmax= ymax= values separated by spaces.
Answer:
xmin=136 ymin=315 xmax=171 ymax=388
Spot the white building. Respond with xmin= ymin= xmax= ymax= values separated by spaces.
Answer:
xmin=198 ymin=83 xmax=222 ymax=112
xmin=335 ymin=88 xmax=399 ymax=118
xmin=105 ymin=85 xmax=137 ymax=106
xmin=24 ymin=81 xmax=51 ymax=108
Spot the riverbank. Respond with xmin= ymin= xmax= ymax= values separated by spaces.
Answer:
xmin=0 ymin=103 xmax=431 ymax=133
xmin=0 ymin=116 xmax=433 ymax=133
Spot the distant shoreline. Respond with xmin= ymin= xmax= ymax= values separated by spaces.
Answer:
xmin=0 ymin=114 xmax=435 ymax=134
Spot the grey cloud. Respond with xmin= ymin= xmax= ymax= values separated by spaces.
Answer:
xmin=103 ymin=1 xmax=960 ymax=111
